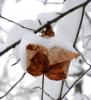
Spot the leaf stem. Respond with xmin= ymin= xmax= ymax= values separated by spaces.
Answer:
xmin=57 ymin=80 xmax=64 ymax=100
xmin=41 ymin=74 xmax=45 ymax=100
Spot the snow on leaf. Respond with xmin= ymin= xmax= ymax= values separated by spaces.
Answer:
xmin=19 ymin=31 xmax=36 ymax=71
xmin=19 ymin=24 xmax=79 ymax=99
xmin=20 ymin=28 xmax=79 ymax=72
xmin=26 ymin=46 xmax=77 ymax=80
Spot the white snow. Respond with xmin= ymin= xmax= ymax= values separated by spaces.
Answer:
xmin=54 ymin=8 xmax=83 ymax=52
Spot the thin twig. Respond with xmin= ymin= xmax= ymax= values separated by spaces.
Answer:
xmin=57 ymin=80 xmax=64 ymax=100
xmin=61 ymin=66 xmax=91 ymax=100
xmin=35 ymin=0 xmax=90 ymax=33
xmin=11 ymin=59 xmax=20 ymax=66
xmin=0 ymin=0 xmax=90 ymax=56
xmin=73 ymin=6 xmax=86 ymax=49
xmin=83 ymin=12 xmax=91 ymax=50
xmin=41 ymin=74 xmax=45 ymax=100
xmin=0 ymin=72 xmax=26 ymax=99
xmin=0 ymin=15 xmax=34 ymax=32
xmin=61 ymin=3 xmax=91 ymax=100
xmin=0 ymin=40 xmax=21 ymax=56
xmin=38 ymin=18 xmax=42 ymax=25
xmin=73 ymin=4 xmax=91 ymax=66
xmin=33 ymin=86 xmax=55 ymax=100
xmin=64 ymin=80 xmax=70 ymax=89
xmin=68 ymin=71 xmax=84 ymax=77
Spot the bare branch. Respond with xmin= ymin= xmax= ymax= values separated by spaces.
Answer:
xmin=0 ymin=72 xmax=26 ymax=99
xmin=61 ymin=66 xmax=91 ymax=100
xmin=11 ymin=59 xmax=20 ymax=66
xmin=73 ymin=4 xmax=91 ymax=67
xmin=60 ymin=2 xmax=91 ymax=99
xmin=33 ymin=86 xmax=55 ymax=100
xmin=57 ymin=80 xmax=64 ymax=100
xmin=0 ymin=0 xmax=90 ymax=56
xmin=35 ymin=0 xmax=90 ymax=33
xmin=0 ymin=40 xmax=21 ymax=56
xmin=64 ymin=80 xmax=70 ymax=89
xmin=0 ymin=15 xmax=34 ymax=32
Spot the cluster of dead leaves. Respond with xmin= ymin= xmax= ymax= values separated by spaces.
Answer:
xmin=26 ymin=25 xmax=79 ymax=80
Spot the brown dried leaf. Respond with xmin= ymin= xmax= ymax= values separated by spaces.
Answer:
xmin=46 ymin=62 xmax=70 ymax=80
xmin=26 ymin=44 xmax=79 ymax=80
xmin=41 ymin=24 xmax=54 ymax=37
xmin=48 ymin=47 xmax=79 ymax=65
xmin=27 ymin=52 xmax=49 ymax=76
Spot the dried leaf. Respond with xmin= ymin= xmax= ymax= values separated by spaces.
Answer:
xmin=46 ymin=62 xmax=70 ymax=80
xmin=41 ymin=24 xmax=54 ymax=37
xmin=48 ymin=47 xmax=79 ymax=65
xmin=27 ymin=52 xmax=49 ymax=76
xmin=26 ymin=44 xmax=79 ymax=80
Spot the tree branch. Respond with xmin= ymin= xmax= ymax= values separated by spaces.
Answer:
xmin=0 ymin=15 xmax=34 ymax=31
xmin=11 ymin=59 xmax=20 ymax=66
xmin=0 ymin=72 xmax=26 ymax=99
xmin=0 ymin=0 xmax=90 ymax=56
xmin=57 ymin=80 xmax=64 ymax=100
xmin=60 ymin=2 xmax=91 ymax=99
xmin=61 ymin=66 xmax=91 ymax=100
xmin=0 ymin=40 xmax=21 ymax=56
xmin=33 ymin=86 xmax=55 ymax=100
xmin=73 ymin=3 xmax=91 ymax=66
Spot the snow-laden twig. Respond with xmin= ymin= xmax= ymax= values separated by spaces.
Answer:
xmin=0 ymin=0 xmax=90 ymax=56
xmin=0 ymin=40 xmax=20 ymax=56
xmin=64 ymin=80 xmax=70 ymax=89
xmin=60 ymin=3 xmax=91 ymax=99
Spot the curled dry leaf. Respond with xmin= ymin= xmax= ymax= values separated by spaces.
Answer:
xmin=26 ymin=44 xmax=79 ymax=80
xmin=41 ymin=24 xmax=54 ymax=37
